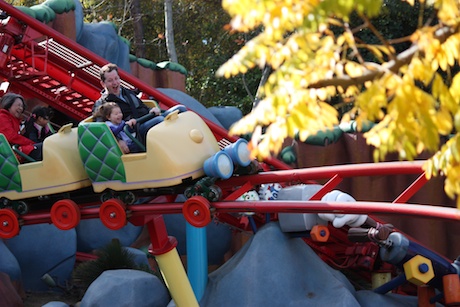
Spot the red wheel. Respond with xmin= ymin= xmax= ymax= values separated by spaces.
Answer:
xmin=51 ymin=199 xmax=81 ymax=230
xmin=99 ymin=199 xmax=127 ymax=230
xmin=0 ymin=209 xmax=20 ymax=239
xmin=183 ymin=196 xmax=212 ymax=227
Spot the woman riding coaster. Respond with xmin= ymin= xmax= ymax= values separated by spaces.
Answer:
xmin=0 ymin=93 xmax=43 ymax=161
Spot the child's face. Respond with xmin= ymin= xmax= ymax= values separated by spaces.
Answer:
xmin=36 ymin=115 xmax=49 ymax=127
xmin=108 ymin=107 xmax=123 ymax=124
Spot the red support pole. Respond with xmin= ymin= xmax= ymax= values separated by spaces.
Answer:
xmin=145 ymin=215 xmax=177 ymax=255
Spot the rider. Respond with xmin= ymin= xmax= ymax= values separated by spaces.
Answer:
xmin=95 ymin=102 xmax=141 ymax=154
xmin=93 ymin=63 xmax=164 ymax=143
xmin=0 ymin=93 xmax=43 ymax=161
xmin=23 ymin=105 xmax=54 ymax=143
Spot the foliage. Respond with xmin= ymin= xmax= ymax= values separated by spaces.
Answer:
xmin=161 ymin=0 xmax=263 ymax=113
xmin=218 ymin=0 xmax=460 ymax=206
xmin=78 ymin=0 xmax=260 ymax=112
xmin=72 ymin=239 xmax=161 ymax=295
xmin=8 ymin=0 xmax=45 ymax=6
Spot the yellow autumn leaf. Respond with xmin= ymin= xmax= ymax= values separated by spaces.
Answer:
xmin=344 ymin=61 xmax=365 ymax=78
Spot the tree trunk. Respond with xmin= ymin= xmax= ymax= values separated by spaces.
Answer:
xmin=164 ymin=0 xmax=178 ymax=63
xmin=131 ymin=0 xmax=145 ymax=58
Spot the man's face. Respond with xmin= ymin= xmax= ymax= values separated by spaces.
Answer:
xmin=102 ymin=70 xmax=121 ymax=96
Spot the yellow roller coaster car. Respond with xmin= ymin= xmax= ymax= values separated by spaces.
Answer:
xmin=0 ymin=124 xmax=91 ymax=204
xmin=77 ymin=110 xmax=221 ymax=193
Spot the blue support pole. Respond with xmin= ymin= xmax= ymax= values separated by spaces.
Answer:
xmin=186 ymin=222 xmax=208 ymax=301
xmin=248 ymin=215 xmax=258 ymax=233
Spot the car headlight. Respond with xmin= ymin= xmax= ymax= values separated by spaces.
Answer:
xmin=204 ymin=151 xmax=234 ymax=179
xmin=224 ymin=138 xmax=251 ymax=167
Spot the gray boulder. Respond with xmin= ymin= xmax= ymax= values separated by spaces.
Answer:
xmin=42 ymin=302 xmax=70 ymax=307
xmin=0 ymin=239 xmax=21 ymax=283
xmin=73 ymin=0 xmax=83 ymax=41
xmin=156 ymin=88 xmax=224 ymax=128
xmin=5 ymin=224 xmax=76 ymax=292
xmin=81 ymin=269 xmax=170 ymax=307
xmin=356 ymin=290 xmax=436 ymax=306
xmin=200 ymin=222 xmax=359 ymax=306
xmin=77 ymin=22 xmax=131 ymax=72
xmin=123 ymin=246 xmax=149 ymax=267
xmin=76 ymin=219 xmax=142 ymax=253
xmin=208 ymin=106 xmax=242 ymax=130
xmin=72 ymin=0 xmax=129 ymax=71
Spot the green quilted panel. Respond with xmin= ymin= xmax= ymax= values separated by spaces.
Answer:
xmin=0 ymin=134 xmax=21 ymax=192
xmin=78 ymin=123 xmax=126 ymax=183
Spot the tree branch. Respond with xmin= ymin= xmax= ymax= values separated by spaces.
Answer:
xmin=308 ymin=25 xmax=454 ymax=89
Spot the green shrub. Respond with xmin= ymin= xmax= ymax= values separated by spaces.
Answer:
xmin=72 ymin=239 xmax=163 ymax=295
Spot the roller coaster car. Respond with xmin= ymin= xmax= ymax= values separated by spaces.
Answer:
xmin=77 ymin=110 xmax=221 ymax=195
xmin=0 ymin=124 xmax=92 ymax=213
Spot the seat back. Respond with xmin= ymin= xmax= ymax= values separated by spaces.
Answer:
xmin=0 ymin=134 xmax=22 ymax=192
xmin=77 ymin=122 xmax=126 ymax=183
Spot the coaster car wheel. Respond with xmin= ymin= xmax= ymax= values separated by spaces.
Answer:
xmin=0 ymin=197 xmax=7 ymax=209
xmin=207 ymin=185 xmax=222 ymax=202
xmin=99 ymin=199 xmax=127 ymax=230
xmin=184 ymin=186 xmax=195 ymax=199
xmin=0 ymin=208 xmax=20 ymax=239
xmin=100 ymin=190 xmax=115 ymax=203
xmin=13 ymin=201 xmax=29 ymax=215
xmin=120 ymin=191 xmax=136 ymax=205
xmin=51 ymin=199 xmax=81 ymax=230
xmin=183 ymin=196 xmax=212 ymax=228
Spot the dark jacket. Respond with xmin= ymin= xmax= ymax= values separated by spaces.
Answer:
xmin=24 ymin=120 xmax=53 ymax=143
xmin=93 ymin=87 xmax=150 ymax=120
xmin=0 ymin=109 xmax=35 ymax=154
